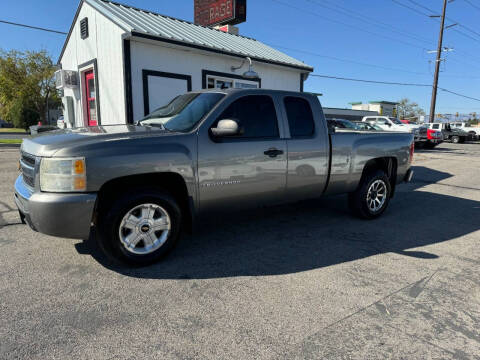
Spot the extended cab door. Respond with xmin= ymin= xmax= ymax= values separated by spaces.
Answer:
xmin=197 ymin=93 xmax=287 ymax=212
xmin=280 ymin=95 xmax=330 ymax=201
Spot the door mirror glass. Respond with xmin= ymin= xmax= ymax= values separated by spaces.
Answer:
xmin=211 ymin=119 xmax=240 ymax=137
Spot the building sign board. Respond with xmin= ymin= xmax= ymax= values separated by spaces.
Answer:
xmin=194 ymin=0 xmax=247 ymax=27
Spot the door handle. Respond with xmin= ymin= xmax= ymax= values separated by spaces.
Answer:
xmin=264 ymin=148 xmax=284 ymax=158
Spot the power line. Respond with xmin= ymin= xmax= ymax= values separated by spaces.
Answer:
xmin=390 ymin=0 xmax=432 ymax=17
xmin=268 ymin=0 xmax=427 ymax=50
xmin=269 ymin=44 xmax=430 ymax=75
xmin=463 ymin=0 xmax=480 ymax=11
xmin=304 ymin=0 xmax=434 ymax=46
xmin=310 ymin=74 xmax=432 ymax=87
xmin=439 ymin=88 xmax=480 ymax=102
xmin=390 ymin=0 xmax=480 ymax=67
xmin=309 ymin=74 xmax=480 ymax=102
xmin=390 ymin=0 xmax=480 ymax=44
xmin=0 ymin=19 xmax=67 ymax=35
xmin=405 ymin=0 xmax=480 ymax=41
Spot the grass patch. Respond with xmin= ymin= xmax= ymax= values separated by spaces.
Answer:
xmin=0 ymin=139 xmax=22 ymax=144
xmin=0 ymin=128 xmax=27 ymax=133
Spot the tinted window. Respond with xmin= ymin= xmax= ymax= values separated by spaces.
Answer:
xmin=284 ymin=97 xmax=315 ymax=137
xmin=217 ymin=95 xmax=278 ymax=138
xmin=432 ymin=124 xmax=440 ymax=129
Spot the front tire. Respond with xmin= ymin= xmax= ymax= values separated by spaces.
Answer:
xmin=451 ymin=135 xmax=460 ymax=144
xmin=348 ymin=170 xmax=391 ymax=219
xmin=96 ymin=189 xmax=182 ymax=266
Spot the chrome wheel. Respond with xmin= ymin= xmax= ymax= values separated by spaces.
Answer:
xmin=366 ymin=180 xmax=387 ymax=213
xmin=118 ymin=203 xmax=171 ymax=255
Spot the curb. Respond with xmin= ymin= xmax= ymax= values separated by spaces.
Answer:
xmin=0 ymin=143 xmax=21 ymax=149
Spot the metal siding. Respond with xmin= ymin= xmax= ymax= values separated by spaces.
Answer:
xmin=85 ymin=0 xmax=313 ymax=71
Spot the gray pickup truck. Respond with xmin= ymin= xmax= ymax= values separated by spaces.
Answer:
xmin=15 ymin=89 xmax=414 ymax=266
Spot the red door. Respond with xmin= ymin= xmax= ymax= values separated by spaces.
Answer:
xmin=85 ymin=70 xmax=98 ymax=126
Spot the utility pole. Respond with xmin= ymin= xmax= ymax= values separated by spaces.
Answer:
xmin=429 ymin=0 xmax=448 ymax=123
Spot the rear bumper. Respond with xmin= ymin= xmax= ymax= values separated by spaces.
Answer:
xmin=14 ymin=175 xmax=97 ymax=239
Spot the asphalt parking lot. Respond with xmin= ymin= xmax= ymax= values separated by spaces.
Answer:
xmin=1 ymin=142 xmax=479 ymax=359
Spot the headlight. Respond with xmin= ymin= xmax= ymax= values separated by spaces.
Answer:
xmin=40 ymin=157 xmax=86 ymax=192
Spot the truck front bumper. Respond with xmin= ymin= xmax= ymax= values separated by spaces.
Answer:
xmin=14 ymin=175 xmax=97 ymax=239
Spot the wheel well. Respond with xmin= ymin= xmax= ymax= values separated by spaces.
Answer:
xmin=361 ymin=157 xmax=398 ymax=197
xmin=94 ymin=172 xmax=192 ymax=231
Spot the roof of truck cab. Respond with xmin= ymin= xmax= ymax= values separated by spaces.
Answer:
xmin=59 ymin=0 xmax=314 ymax=72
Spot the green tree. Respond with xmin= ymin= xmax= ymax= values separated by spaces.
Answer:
xmin=0 ymin=49 xmax=60 ymax=129
xmin=396 ymin=98 xmax=426 ymax=123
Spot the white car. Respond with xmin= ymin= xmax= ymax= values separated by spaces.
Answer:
xmin=450 ymin=122 xmax=480 ymax=137
xmin=362 ymin=116 xmax=416 ymax=132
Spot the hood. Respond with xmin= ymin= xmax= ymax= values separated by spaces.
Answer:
xmin=21 ymin=125 xmax=172 ymax=157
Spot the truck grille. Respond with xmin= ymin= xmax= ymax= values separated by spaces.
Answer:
xmin=20 ymin=152 xmax=37 ymax=188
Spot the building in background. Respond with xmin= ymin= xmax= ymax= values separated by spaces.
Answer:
xmin=351 ymin=101 xmax=399 ymax=117
xmin=56 ymin=0 xmax=313 ymax=128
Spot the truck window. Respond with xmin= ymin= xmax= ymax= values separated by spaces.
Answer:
xmin=284 ymin=97 xmax=315 ymax=137
xmin=432 ymin=124 xmax=440 ymax=130
xmin=217 ymin=95 xmax=279 ymax=138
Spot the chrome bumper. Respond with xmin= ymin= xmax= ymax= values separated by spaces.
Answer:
xmin=14 ymin=175 xmax=97 ymax=239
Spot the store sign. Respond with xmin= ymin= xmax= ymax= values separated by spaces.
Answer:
xmin=194 ymin=0 xmax=247 ymax=27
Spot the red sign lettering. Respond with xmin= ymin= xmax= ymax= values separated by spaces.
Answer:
xmin=194 ymin=0 xmax=247 ymax=27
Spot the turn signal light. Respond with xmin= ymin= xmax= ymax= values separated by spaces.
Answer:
xmin=74 ymin=159 xmax=85 ymax=175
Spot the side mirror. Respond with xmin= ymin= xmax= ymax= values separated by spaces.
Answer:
xmin=211 ymin=119 xmax=240 ymax=137
xmin=385 ymin=121 xmax=391 ymax=126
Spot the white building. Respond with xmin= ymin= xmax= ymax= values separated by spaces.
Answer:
xmin=351 ymin=101 xmax=399 ymax=117
xmin=58 ymin=0 xmax=313 ymax=128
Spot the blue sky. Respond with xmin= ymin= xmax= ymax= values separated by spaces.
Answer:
xmin=0 ymin=0 xmax=479 ymax=114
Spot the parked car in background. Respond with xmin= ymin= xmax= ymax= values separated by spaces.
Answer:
xmin=362 ymin=116 xmax=416 ymax=132
xmin=0 ymin=119 xmax=14 ymax=128
xmin=29 ymin=125 xmax=58 ymax=135
xmin=326 ymin=118 xmax=358 ymax=131
xmin=427 ymin=123 xmax=470 ymax=143
xmin=414 ymin=125 xmax=443 ymax=149
xmin=15 ymin=89 xmax=414 ymax=266
xmin=450 ymin=122 xmax=480 ymax=139
xmin=353 ymin=121 xmax=383 ymax=131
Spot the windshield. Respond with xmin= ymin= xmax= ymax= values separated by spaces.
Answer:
xmin=140 ymin=93 xmax=225 ymax=132
xmin=389 ymin=117 xmax=404 ymax=125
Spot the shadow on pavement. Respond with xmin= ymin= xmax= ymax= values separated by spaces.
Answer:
xmin=76 ymin=166 xmax=480 ymax=279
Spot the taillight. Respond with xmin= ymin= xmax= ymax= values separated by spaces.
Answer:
xmin=409 ymin=142 xmax=415 ymax=163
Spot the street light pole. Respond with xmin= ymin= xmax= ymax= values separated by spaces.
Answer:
xmin=429 ymin=0 xmax=448 ymax=123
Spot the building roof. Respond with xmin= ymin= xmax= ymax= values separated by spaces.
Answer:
xmin=369 ymin=101 xmax=398 ymax=105
xmin=60 ymin=0 xmax=313 ymax=72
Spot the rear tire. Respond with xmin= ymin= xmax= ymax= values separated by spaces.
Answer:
xmin=96 ymin=188 xmax=182 ymax=266
xmin=348 ymin=169 xmax=391 ymax=219
xmin=451 ymin=135 xmax=460 ymax=144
